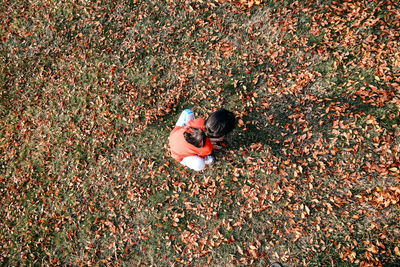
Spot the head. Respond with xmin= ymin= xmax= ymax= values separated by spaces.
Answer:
xmin=205 ymin=109 xmax=236 ymax=138
xmin=184 ymin=127 xmax=206 ymax=148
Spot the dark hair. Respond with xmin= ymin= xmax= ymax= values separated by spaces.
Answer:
xmin=205 ymin=109 xmax=236 ymax=138
xmin=184 ymin=127 xmax=206 ymax=148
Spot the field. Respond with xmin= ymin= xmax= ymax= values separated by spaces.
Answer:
xmin=1 ymin=0 xmax=400 ymax=265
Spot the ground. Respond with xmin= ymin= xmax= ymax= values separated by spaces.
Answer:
xmin=1 ymin=0 xmax=399 ymax=266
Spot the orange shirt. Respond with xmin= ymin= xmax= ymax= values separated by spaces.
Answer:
xmin=169 ymin=118 xmax=213 ymax=162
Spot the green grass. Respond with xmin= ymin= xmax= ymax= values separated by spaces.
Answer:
xmin=1 ymin=0 xmax=400 ymax=266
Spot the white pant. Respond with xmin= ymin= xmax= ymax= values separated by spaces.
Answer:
xmin=175 ymin=109 xmax=195 ymax=127
xmin=181 ymin=155 xmax=206 ymax=171
xmin=176 ymin=109 xmax=207 ymax=171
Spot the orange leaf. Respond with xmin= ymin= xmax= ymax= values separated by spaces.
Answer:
xmin=367 ymin=245 xmax=378 ymax=254
xmin=237 ymin=245 xmax=244 ymax=255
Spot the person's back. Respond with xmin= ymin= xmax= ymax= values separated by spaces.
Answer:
xmin=169 ymin=126 xmax=212 ymax=163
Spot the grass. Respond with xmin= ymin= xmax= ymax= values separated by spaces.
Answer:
xmin=1 ymin=0 xmax=400 ymax=266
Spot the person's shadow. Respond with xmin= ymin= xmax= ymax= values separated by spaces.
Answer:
xmin=228 ymin=94 xmax=298 ymax=160
xmin=224 ymin=92 xmax=392 ymax=166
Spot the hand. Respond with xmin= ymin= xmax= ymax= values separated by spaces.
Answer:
xmin=212 ymin=143 xmax=223 ymax=149
xmin=209 ymin=136 xmax=225 ymax=143
xmin=209 ymin=136 xmax=226 ymax=149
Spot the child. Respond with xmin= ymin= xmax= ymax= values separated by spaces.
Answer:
xmin=205 ymin=108 xmax=236 ymax=148
xmin=169 ymin=108 xmax=236 ymax=171
xmin=169 ymin=109 xmax=214 ymax=171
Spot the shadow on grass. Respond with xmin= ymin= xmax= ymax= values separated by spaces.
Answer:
xmin=228 ymin=93 xmax=398 ymax=162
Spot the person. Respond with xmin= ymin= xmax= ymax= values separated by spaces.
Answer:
xmin=169 ymin=109 xmax=214 ymax=171
xmin=169 ymin=108 xmax=236 ymax=171
xmin=204 ymin=108 xmax=236 ymax=148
